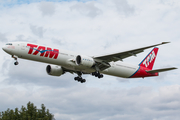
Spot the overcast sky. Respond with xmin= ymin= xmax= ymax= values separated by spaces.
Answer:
xmin=0 ymin=0 xmax=180 ymax=120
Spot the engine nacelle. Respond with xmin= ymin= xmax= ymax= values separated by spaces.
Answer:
xmin=46 ymin=65 xmax=64 ymax=76
xmin=76 ymin=55 xmax=95 ymax=67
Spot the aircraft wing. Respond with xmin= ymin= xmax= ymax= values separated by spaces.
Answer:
xmin=94 ymin=42 xmax=169 ymax=63
xmin=93 ymin=42 xmax=169 ymax=71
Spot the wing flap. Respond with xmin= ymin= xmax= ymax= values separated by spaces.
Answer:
xmin=146 ymin=67 xmax=177 ymax=73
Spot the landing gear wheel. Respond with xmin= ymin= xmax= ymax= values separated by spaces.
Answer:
xmin=74 ymin=77 xmax=86 ymax=83
xmin=92 ymin=72 xmax=103 ymax=79
xmin=98 ymin=75 xmax=103 ymax=78
xmin=95 ymin=72 xmax=98 ymax=77
xmin=100 ymin=74 xmax=103 ymax=78
xmin=81 ymin=79 xmax=86 ymax=83
xmin=92 ymin=72 xmax=95 ymax=76
xmin=14 ymin=61 xmax=19 ymax=65
xmin=77 ymin=77 xmax=82 ymax=82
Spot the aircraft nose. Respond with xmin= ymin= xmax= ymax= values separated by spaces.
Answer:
xmin=2 ymin=45 xmax=6 ymax=51
xmin=2 ymin=45 xmax=12 ymax=54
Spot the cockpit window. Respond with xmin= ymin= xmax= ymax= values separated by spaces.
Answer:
xmin=6 ymin=43 xmax=12 ymax=45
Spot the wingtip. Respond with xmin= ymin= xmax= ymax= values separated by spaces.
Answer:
xmin=162 ymin=42 xmax=170 ymax=44
xmin=168 ymin=67 xmax=178 ymax=70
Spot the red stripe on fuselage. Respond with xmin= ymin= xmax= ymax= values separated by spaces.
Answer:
xmin=130 ymin=66 xmax=158 ymax=78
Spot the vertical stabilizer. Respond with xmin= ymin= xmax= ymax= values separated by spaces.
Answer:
xmin=139 ymin=47 xmax=158 ymax=70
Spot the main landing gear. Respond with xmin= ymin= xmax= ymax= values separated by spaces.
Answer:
xmin=74 ymin=77 xmax=86 ymax=83
xmin=74 ymin=72 xmax=86 ymax=83
xmin=92 ymin=72 xmax=103 ymax=78
xmin=74 ymin=71 xmax=104 ymax=83
xmin=12 ymin=55 xmax=19 ymax=65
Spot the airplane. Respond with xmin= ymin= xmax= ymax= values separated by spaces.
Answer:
xmin=2 ymin=42 xmax=177 ymax=83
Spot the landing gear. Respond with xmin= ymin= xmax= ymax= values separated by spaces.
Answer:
xmin=12 ymin=55 xmax=19 ymax=65
xmin=74 ymin=77 xmax=86 ymax=83
xmin=14 ymin=61 xmax=19 ymax=65
xmin=92 ymin=65 xmax=104 ymax=79
xmin=92 ymin=72 xmax=103 ymax=79
xmin=74 ymin=72 xmax=86 ymax=83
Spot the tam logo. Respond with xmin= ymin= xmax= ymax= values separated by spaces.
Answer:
xmin=143 ymin=51 xmax=156 ymax=67
xmin=27 ymin=43 xmax=59 ymax=59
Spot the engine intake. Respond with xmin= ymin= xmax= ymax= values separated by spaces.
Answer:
xmin=76 ymin=55 xmax=82 ymax=65
xmin=76 ymin=55 xmax=95 ymax=67
xmin=46 ymin=65 xmax=64 ymax=76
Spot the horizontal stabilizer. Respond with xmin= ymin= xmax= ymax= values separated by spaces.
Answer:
xmin=146 ymin=67 xmax=177 ymax=73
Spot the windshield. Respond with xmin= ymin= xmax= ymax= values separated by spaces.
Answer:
xmin=6 ymin=43 xmax=12 ymax=45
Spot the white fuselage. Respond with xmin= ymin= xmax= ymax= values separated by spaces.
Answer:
xmin=3 ymin=42 xmax=139 ymax=78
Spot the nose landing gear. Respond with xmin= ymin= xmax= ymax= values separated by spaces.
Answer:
xmin=12 ymin=55 xmax=19 ymax=65
xmin=14 ymin=61 xmax=19 ymax=65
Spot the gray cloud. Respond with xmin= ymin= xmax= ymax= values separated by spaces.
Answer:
xmin=117 ymin=77 xmax=130 ymax=83
xmin=71 ymin=2 xmax=102 ymax=18
xmin=0 ymin=0 xmax=180 ymax=120
xmin=13 ymin=35 xmax=37 ymax=43
xmin=160 ymin=0 xmax=175 ymax=6
xmin=51 ymin=38 xmax=64 ymax=46
xmin=30 ymin=25 xmax=46 ymax=38
xmin=1 ymin=59 xmax=77 ymax=88
xmin=0 ymin=32 xmax=8 ymax=42
xmin=38 ymin=2 xmax=56 ymax=16
xmin=1 ymin=84 xmax=180 ymax=120
xmin=113 ymin=0 xmax=135 ymax=16
xmin=15 ymin=35 xmax=25 ymax=41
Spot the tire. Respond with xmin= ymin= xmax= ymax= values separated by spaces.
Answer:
xmin=92 ymin=72 xmax=95 ymax=76
xmin=95 ymin=72 xmax=98 ymax=77
xmin=81 ymin=79 xmax=86 ymax=83
xmin=14 ymin=62 xmax=19 ymax=65
xmin=100 ymin=74 xmax=103 ymax=78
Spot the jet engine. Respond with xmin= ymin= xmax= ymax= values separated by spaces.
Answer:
xmin=76 ymin=55 xmax=95 ymax=67
xmin=46 ymin=65 xmax=64 ymax=76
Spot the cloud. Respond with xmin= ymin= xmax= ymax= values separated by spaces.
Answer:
xmin=112 ymin=0 xmax=135 ymax=16
xmin=70 ymin=1 xmax=102 ymax=18
xmin=0 ymin=0 xmax=180 ymax=120
xmin=1 ymin=59 xmax=77 ymax=88
xmin=117 ymin=77 xmax=130 ymax=83
xmin=38 ymin=1 xmax=56 ymax=16
xmin=0 ymin=32 xmax=8 ymax=42
xmin=30 ymin=24 xmax=46 ymax=38
xmin=1 ymin=85 xmax=180 ymax=120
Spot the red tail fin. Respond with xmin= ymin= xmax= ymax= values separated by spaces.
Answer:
xmin=139 ymin=47 xmax=158 ymax=70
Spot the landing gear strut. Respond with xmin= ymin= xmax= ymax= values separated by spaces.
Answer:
xmin=92 ymin=65 xmax=104 ymax=79
xmin=74 ymin=72 xmax=86 ymax=83
xmin=12 ymin=55 xmax=19 ymax=65
xmin=92 ymin=72 xmax=103 ymax=78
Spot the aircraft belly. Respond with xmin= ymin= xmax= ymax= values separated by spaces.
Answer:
xmin=102 ymin=63 xmax=139 ymax=78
